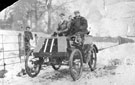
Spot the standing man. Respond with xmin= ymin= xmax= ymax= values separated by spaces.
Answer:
xmin=17 ymin=26 xmax=33 ymax=77
xmin=24 ymin=26 xmax=33 ymax=55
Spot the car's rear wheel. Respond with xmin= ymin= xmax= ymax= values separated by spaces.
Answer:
xmin=88 ymin=49 xmax=97 ymax=71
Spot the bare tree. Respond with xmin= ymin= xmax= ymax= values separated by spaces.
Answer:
xmin=4 ymin=0 xmax=75 ymax=32
xmin=46 ymin=0 xmax=52 ymax=33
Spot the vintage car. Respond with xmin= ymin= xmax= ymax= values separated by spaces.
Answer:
xmin=25 ymin=32 xmax=98 ymax=81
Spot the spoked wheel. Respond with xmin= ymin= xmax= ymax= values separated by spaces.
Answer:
xmin=69 ymin=49 xmax=83 ymax=81
xmin=88 ymin=49 xmax=97 ymax=71
xmin=51 ymin=58 xmax=62 ymax=70
xmin=25 ymin=50 xmax=42 ymax=77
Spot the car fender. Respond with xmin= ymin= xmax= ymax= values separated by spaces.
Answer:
xmin=90 ymin=43 xmax=98 ymax=53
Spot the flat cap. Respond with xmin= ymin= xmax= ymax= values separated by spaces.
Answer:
xmin=26 ymin=26 xmax=30 ymax=29
xmin=74 ymin=10 xmax=80 ymax=14
xmin=59 ymin=13 xmax=65 ymax=16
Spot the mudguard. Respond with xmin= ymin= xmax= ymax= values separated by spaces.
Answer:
xmin=90 ymin=43 xmax=98 ymax=53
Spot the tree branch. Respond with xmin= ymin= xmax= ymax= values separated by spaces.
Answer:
xmin=51 ymin=0 xmax=75 ymax=12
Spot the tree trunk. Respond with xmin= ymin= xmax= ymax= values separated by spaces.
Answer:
xmin=48 ymin=10 xmax=51 ymax=33
xmin=35 ymin=1 xmax=38 ymax=31
xmin=47 ymin=0 xmax=52 ymax=33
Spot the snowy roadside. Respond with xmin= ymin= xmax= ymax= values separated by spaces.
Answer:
xmin=0 ymin=43 xmax=135 ymax=85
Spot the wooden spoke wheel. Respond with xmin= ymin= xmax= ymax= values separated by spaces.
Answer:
xmin=69 ymin=49 xmax=83 ymax=81
xmin=25 ymin=50 xmax=42 ymax=77
xmin=88 ymin=49 xmax=97 ymax=71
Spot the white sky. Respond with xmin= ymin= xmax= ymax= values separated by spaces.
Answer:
xmin=0 ymin=9 xmax=6 ymax=20
xmin=0 ymin=2 xmax=16 ymax=20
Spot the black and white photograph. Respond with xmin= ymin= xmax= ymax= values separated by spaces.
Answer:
xmin=0 ymin=0 xmax=135 ymax=85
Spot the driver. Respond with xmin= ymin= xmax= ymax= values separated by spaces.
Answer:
xmin=72 ymin=10 xmax=88 ymax=35
xmin=66 ymin=11 xmax=88 ymax=44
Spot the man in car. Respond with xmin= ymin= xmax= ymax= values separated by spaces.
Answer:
xmin=72 ymin=10 xmax=88 ymax=35
xmin=66 ymin=10 xmax=88 ymax=44
xmin=56 ymin=13 xmax=69 ymax=36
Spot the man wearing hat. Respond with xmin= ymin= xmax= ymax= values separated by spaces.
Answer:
xmin=57 ymin=13 xmax=69 ymax=36
xmin=24 ymin=26 xmax=33 ymax=55
xmin=17 ymin=26 xmax=33 ymax=77
xmin=71 ymin=10 xmax=88 ymax=35
xmin=66 ymin=10 xmax=88 ymax=45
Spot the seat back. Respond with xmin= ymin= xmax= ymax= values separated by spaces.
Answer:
xmin=34 ymin=37 xmax=67 ymax=53
xmin=57 ymin=37 xmax=67 ymax=52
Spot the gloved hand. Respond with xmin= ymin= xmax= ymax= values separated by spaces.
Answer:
xmin=52 ymin=32 xmax=58 ymax=37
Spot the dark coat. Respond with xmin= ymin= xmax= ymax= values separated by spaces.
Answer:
xmin=57 ymin=20 xmax=68 ymax=32
xmin=24 ymin=31 xmax=33 ymax=54
xmin=24 ymin=31 xmax=33 ymax=43
xmin=70 ymin=16 xmax=88 ymax=35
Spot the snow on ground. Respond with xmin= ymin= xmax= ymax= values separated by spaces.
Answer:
xmin=0 ymin=43 xmax=135 ymax=85
xmin=97 ymin=43 xmax=135 ymax=65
